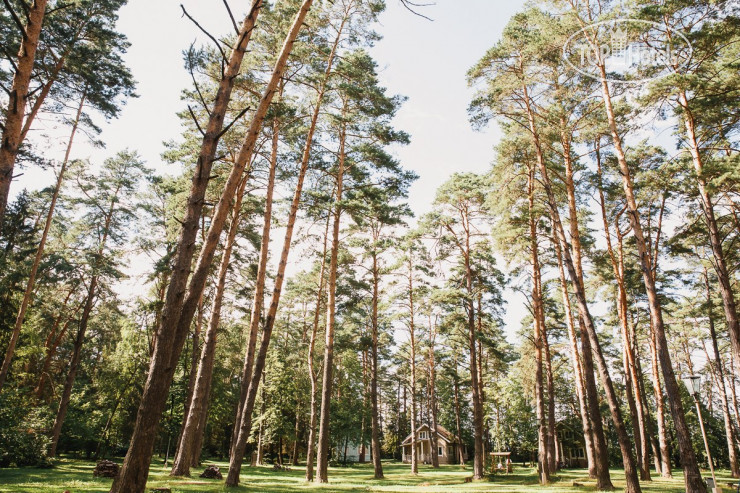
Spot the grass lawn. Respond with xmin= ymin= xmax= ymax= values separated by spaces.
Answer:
xmin=0 ymin=459 xmax=734 ymax=492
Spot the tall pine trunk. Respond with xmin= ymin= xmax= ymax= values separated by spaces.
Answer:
xmin=428 ymin=316 xmax=439 ymax=469
xmin=522 ymin=82 xmax=640 ymax=493
xmin=678 ymin=91 xmax=740 ymax=368
xmin=552 ymin=234 xmax=597 ymax=478
xmin=596 ymin=154 xmax=651 ymax=481
xmin=315 ymin=120 xmax=346 ymax=483
xmin=542 ymin=320 xmax=556 ymax=472
xmin=170 ymin=171 xmax=249 ymax=476
xmin=230 ymin=102 xmax=282 ymax=458
xmin=0 ymin=0 xmax=49 ymax=226
xmin=704 ymin=270 xmax=740 ymax=477
xmin=305 ymin=215 xmax=330 ymax=481
xmin=226 ymin=6 xmax=345 ymax=487
xmin=597 ymin=71 xmax=704 ymax=493
xmin=465 ymin=230 xmax=484 ymax=480
xmin=0 ymin=92 xmax=85 ymax=392
xmin=564 ymin=138 xmax=612 ymax=488
xmin=370 ymin=248 xmax=385 ymax=477
xmin=407 ymin=255 xmax=418 ymax=475
xmin=110 ymin=6 xmax=262 ymax=490
xmin=50 ymin=185 xmax=119 ymax=457
xmin=528 ymin=165 xmax=550 ymax=484
xmin=452 ymin=356 xmax=465 ymax=465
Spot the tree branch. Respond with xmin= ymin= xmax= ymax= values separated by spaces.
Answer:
xmin=217 ymin=106 xmax=250 ymax=139
xmin=180 ymin=4 xmax=227 ymax=65
xmin=46 ymin=2 xmax=74 ymax=16
xmin=222 ymin=0 xmax=239 ymax=34
xmin=3 ymin=0 xmax=26 ymax=38
xmin=186 ymin=46 xmax=212 ymax=117
xmin=399 ymin=0 xmax=434 ymax=21
xmin=188 ymin=105 xmax=206 ymax=137
xmin=1 ymin=48 xmax=19 ymax=73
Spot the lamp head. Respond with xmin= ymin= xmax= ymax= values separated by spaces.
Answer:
xmin=682 ymin=375 xmax=701 ymax=396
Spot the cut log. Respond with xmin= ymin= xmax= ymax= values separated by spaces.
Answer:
xmin=92 ymin=460 xmax=119 ymax=478
xmin=199 ymin=465 xmax=223 ymax=479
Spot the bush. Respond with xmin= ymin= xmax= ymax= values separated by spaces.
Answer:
xmin=0 ymin=390 xmax=53 ymax=467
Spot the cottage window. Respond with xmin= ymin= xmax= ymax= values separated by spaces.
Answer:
xmin=420 ymin=431 xmax=426 ymax=439
xmin=577 ymin=448 xmax=585 ymax=458
xmin=438 ymin=446 xmax=443 ymax=456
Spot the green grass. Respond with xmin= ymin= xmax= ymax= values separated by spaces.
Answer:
xmin=0 ymin=459 xmax=734 ymax=492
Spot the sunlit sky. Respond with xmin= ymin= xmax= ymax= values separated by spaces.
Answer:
xmin=17 ymin=0 xmax=534 ymax=336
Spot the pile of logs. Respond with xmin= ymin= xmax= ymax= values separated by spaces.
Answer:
xmin=199 ymin=465 xmax=223 ymax=479
xmin=92 ymin=460 xmax=119 ymax=478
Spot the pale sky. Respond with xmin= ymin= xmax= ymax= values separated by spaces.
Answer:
xmin=14 ymin=0 xmax=531 ymax=337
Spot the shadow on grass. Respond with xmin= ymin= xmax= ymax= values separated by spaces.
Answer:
xmin=0 ymin=458 xmax=732 ymax=493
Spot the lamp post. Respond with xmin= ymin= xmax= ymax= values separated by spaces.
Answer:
xmin=683 ymin=374 xmax=717 ymax=491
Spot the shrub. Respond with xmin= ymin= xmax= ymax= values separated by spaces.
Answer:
xmin=0 ymin=390 xmax=53 ymax=467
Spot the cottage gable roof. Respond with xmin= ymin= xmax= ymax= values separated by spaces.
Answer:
xmin=400 ymin=423 xmax=461 ymax=446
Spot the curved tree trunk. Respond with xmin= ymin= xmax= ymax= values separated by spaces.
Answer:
xmin=704 ymin=270 xmax=740 ymax=478
xmin=598 ymin=71 xmax=704 ymax=493
xmin=552 ymin=235 xmax=597 ymax=479
xmin=50 ymin=179 xmax=120 ymax=457
xmin=0 ymin=92 xmax=86 ymax=393
xmin=230 ymin=100 xmax=282 ymax=459
xmin=0 ymin=0 xmax=49 ymax=227
xmin=678 ymin=91 xmax=740 ymax=372
xmin=170 ymin=171 xmax=249 ymax=476
xmin=49 ymin=276 xmax=97 ymax=457
xmin=566 ymin=138 xmax=612 ymax=488
xmin=522 ymin=82 xmax=638 ymax=492
xmin=110 ymin=6 xmax=262 ymax=490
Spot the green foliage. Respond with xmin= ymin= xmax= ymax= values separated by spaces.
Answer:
xmin=0 ymin=389 xmax=52 ymax=467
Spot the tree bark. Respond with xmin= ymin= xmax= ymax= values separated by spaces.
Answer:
xmin=543 ymin=318 xmax=556 ymax=472
xmin=110 ymin=5 xmax=262 ymax=491
xmin=528 ymin=165 xmax=550 ymax=485
xmin=678 ymin=90 xmax=740 ymax=370
xmin=48 ymin=277 xmax=97 ymax=457
xmin=230 ymin=98 xmax=282 ymax=458
xmin=564 ymin=137 xmax=612 ymax=488
xmin=465 ymin=223 xmax=484 ymax=480
xmin=598 ymin=70 xmax=704 ymax=493
xmin=305 ymin=215 xmax=330 ymax=482
xmin=0 ymin=0 xmax=49 ymax=227
xmin=704 ymin=270 xmax=740 ymax=477
xmin=407 ymin=254 xmax=419 ymax=475
xmin=170 ymin=172 xmax=249 ymax=476
xmin=50 ymin=181 xmax=120 ymax=457
xmin=315 ymin=117 xmax=347 ymax=483
xmin=225 ymin=6 xmax=346 ymax=487
xmin=370 ymin=245 xmax=385 ymax=477
xmin=522 ymin=81 xmax=638 ymax=492
xmin=452 ymin=356 xmax=465 ymax=465
xmin=428 ymin=316 xmax=439 ymax=469
xmin=552 ymin=235 xmax=597 ymax=479
xmin=596 ymin=154 xmax=650 ymax=481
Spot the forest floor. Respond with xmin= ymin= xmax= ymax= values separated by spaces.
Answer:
xmin=0 ymin=458 xmax=734 ymax=492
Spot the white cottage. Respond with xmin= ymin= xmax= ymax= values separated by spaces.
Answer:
xmin=401 ymin=424 xmax=467 ymax=465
